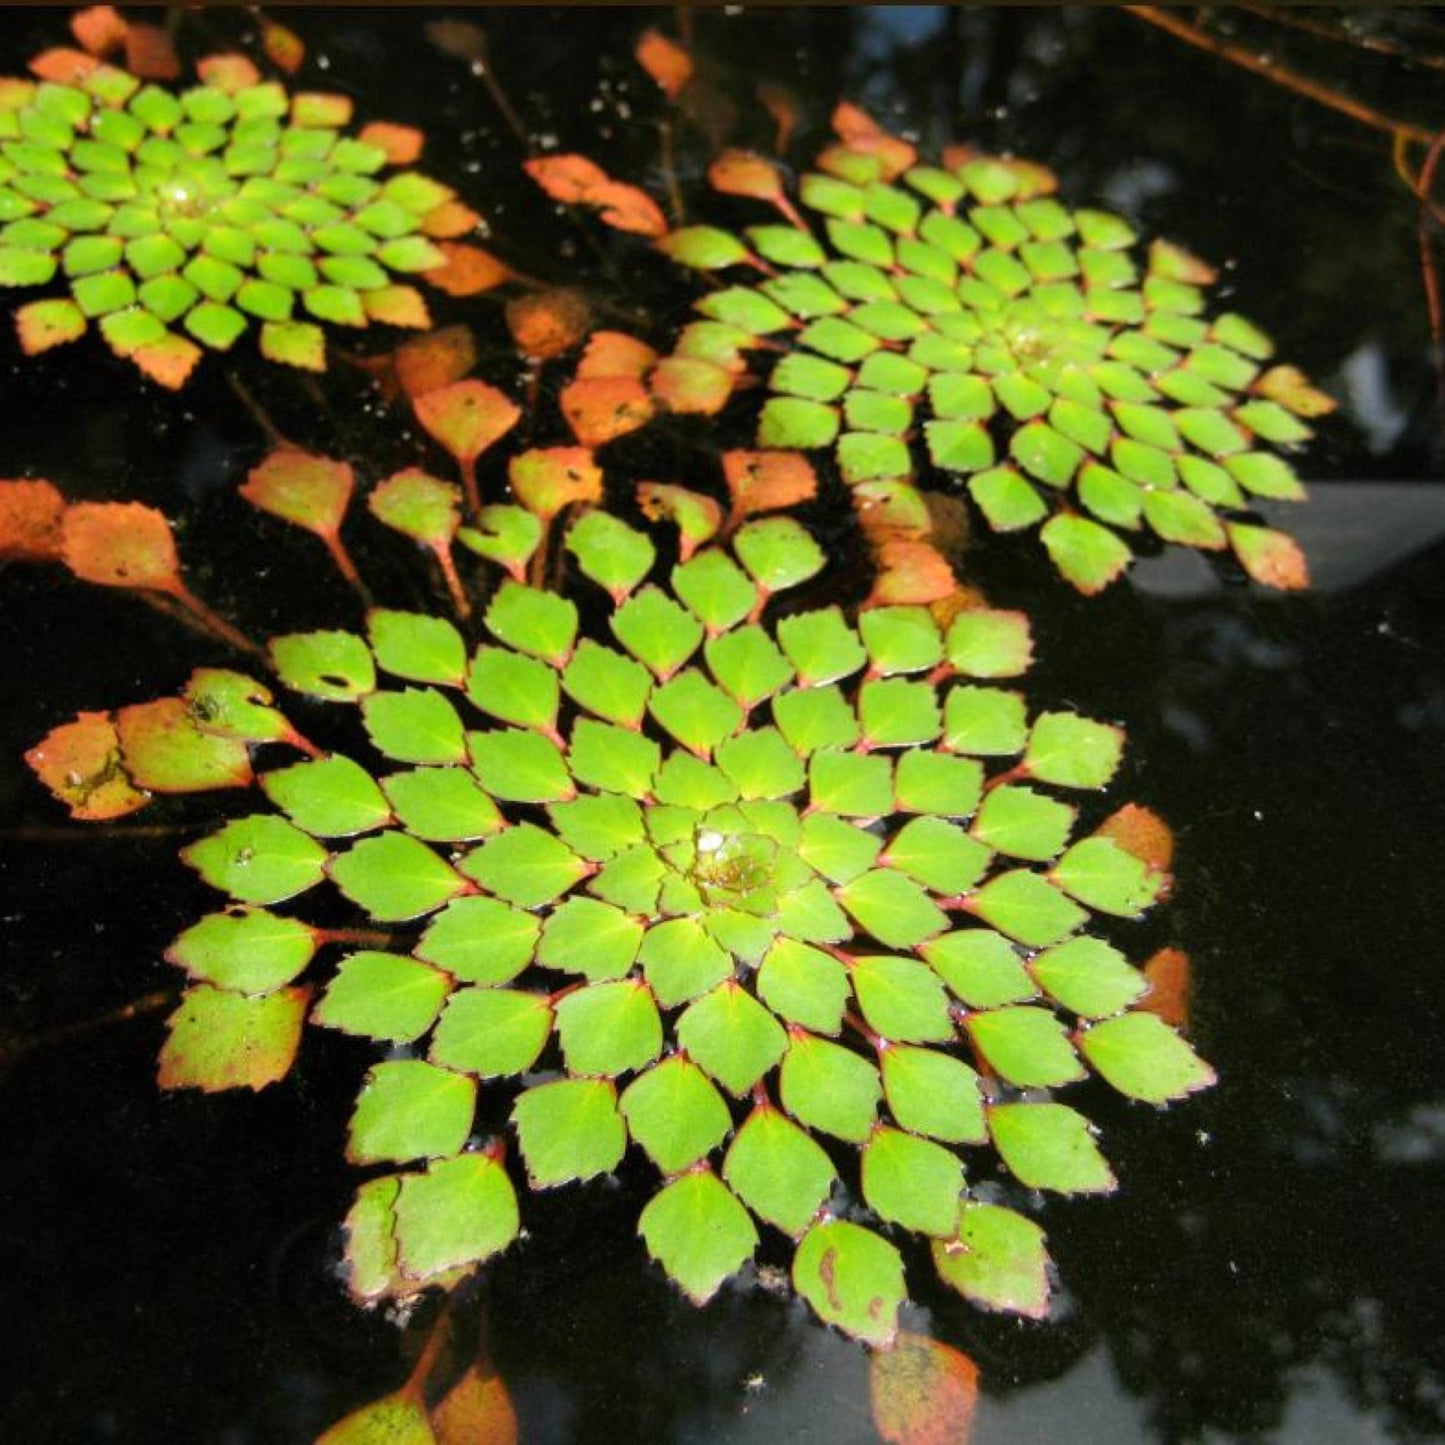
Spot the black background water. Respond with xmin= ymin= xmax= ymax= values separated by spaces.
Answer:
xmin=1 ymin=8 xmax=1443 ymax=1441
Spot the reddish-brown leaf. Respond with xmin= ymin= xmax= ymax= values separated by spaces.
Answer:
xmin=721 ymin=450 xmax=817 ymax=516
xmin=868 ymin=539 xmax=956 ymax=606
xmin=757 ymin=82 xmax=798 ymax=154
xmin=421 ymin=199 xmax=482 ymax=239
xmin=577 ymin=331 xmax=658 ymax=382
xmin=1139 ymin=947 xmax=1192 ymax=1029
xmin=422 ymin=242 xmax=512 ymax=297
xmin=509 ymin=447 xmax=603 ymax=521
xmin=261 ymin=20 xmax=305 ymax=74
xmin=650 ymin=356 xmax=735 ymax=416
xmin=16 ymin=299 xmax=87 ymax=356
xmin=636 ymin=482 xmax=722 ymax=561
xmin=635 ymin=29 xmax=693 ymax=100
xmin=363 ymin=285 xmax=432 ymax=330
xmin=430 ymin=1361 xmax=519 ymax=1445
xmin=114 ymin=696 xmax=253 ymax=794
xmin=129 ymin=332 xmax=203 ymax=390
xmin=61 ymin=502 xmax=179 ymax=591
xmin=70 ymin=5 xmax=127 ymax=55
xmin=506 ymin=288 xmax=591 ymax=361
xmin=241 ymin=450 xmax=354 ymax=540
xmin=594 ymin=180 xmax=669 ymax=238
xmin=29 ymin=48 xmax=98 ymax=83
xmin=358 ymin=121 xmax=425 ymax=165
xmin=560 ymin=375 xmax=655 ymax=447
xmin=196 ymin=53 xmax=261 ymax=92
xmin=832 ymin=101 xmax=884 ymax=144
xmin=1227 ymin=522 xmax=1310 ymax=590
xmin=415 ymin=379 xmax=522 ymax=466
xmin=1096 ymin=803 xmax=1175 ymax=873
xmin=394 ymin=325 xmax=479 ymax=400
xmin=25 ymin=711 xmax=150 ymax=821
xmin=871 ymin=1334 xmax=978 ymax=1445
xmin=123 ymin=22 xmax=180 ymax=80
xmin=709 ymin=149 xmax=784 ymax=204
xmin=525 ymin=154 xmax=612 ymax=205
xmin=0 ymin=478 xmax=66 ymax=561
xmin=830 ymin=102 xmax=916 ymax=178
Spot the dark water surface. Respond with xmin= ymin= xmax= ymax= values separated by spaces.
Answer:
xmin=2 ymin=8 xmax=1443 ymax=1442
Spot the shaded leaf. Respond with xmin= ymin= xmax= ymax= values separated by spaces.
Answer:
xmin=870 ymin=1334 xmax=979 ymax=1445
xmin=931 ymin=1203 xmax=1049 ymax=1318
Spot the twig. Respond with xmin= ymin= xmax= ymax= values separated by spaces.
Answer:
xmin=1236 ymin=3 xmax=1445 ymax=75
xmin=1416 ymin=133 xmax=1445 ymax=444
xmin=1 ymin=987 xmax=178 ymax=1069
xmin=226 ymin=372 xmax=294 ymax=450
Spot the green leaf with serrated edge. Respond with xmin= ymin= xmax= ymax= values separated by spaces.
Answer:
xmin=158 ymin=984 xmax=308 ymax=1093
xmin=416 ymin=897 xmax=539 ymax=985
xmin=862 ymin=1126 xmax=964 ymax=1238
xmin=882 ymin=817 xmax=990 ymax=893
xmin=945 ymin=610 xmax=1032 ymax=678
xmin=612 ymin=585 xmax=705 ymax=679
xmin=775 ymin=607 xmax=867 ymax=686
xmin=943 ymin=686 xmax=1029 ymax=756
xmin=461 ymin=822 xmax=586 ymax=907
xmin=1142 ymin=488 xmax=1227 ymax=549
xmin=184 ymin=670 xmax=290 ymax=744
xmin=925 ymin=418 xmax=993 ymax=472
xmin=537 ymin=896 xmax=644 ymax=982
xmin=723 ymin=1103 xmax=835 ymax=1236
xmin=732 ymin=517 xmax=825 ymax=593
xmin=972 ymin=785 xmax=1076 ymax=861
xmin=849 ymin=953 xmax=956 ymax=1043
xmin=894 ymin=752 xmax=984 ymax=817
xmin=547 ymin=793 xmax=646 ymax=860
xmin=167 ymin=908 xmax=316 ymax=995
xmin=1040 ymin=513 xmax=1133 ymax=595
xmin=966 ymin=1006 xmax=1085 ymax=1088
xmin=757 ymin=936 xmax=850 ymax=1033
xmin=638 ymin=916 xmax=733 ymax=1006
xmin=758 ymin=396 xmax=839 ymax=449
xmin=554 ymin=980 xmax=662 ymax=1077
xmin=182 ymin=815 xmax=328 ymax=905
xmin=969 ymin=466 xmax=1047 ymax=532
xmin=367 ymin=610 xmax=466 ymax=687
xmin=858 ymin=605 xmax=942 ymax=675
xmin=921 ymin=928 xmax=1038 ymax=1007
xmin=697 ymin=284 xmax=792 ymax=333
xmin=467 ymin=727 xmax=573 ymax=804
xmin=671 ymin=550 xmax=759 ymax=635
xmin=347 ymin=1060 xmax=476 ymax=1165
xmin=932 ymin=1203 xmax=1050 ymax=1318
xmin=715 ymin=727 xmax=805 ymax=800
xmin=773 ymin=685 xmax=861 ymax=755
xmin=780 ymin=1029 xmax=882 ymax=1141
xmin=793 ymin=1219 xmax=903 ymax=1346
xmin=881 ymin=1044 xmax=986 ymax=1144
xmin=808 ymin=749 xmax=893 ymax=817
xmin=797 ymin=813 xmax=882 ymax=884
xmin=1024 ymin=711 xmax=1124 ymax=789
xmin=261 ymin=754 xmax=391 ymax=838
xmin=342 ymin=1176 xmax=405 ymax=1302
xmin=621 ymin=1056 xmax=732 ymax=1175
xmin=560 ymin=641 xmax=651 ymax=727
xmin=858 ymin=678 xmax=941 ymax=746
xmin=1051 ymin=836 xmax=1164 ymax=915
xmin=329 ymin=831 xmax=466 ymax=922
xmin=837 ymin=430 xmax=911 ymax=483
xmin=1224 ymin=450 xmax=1307 ymax=501
xmin=588 ymin=844 xmax=666 ymax=913
xmin=676 ymin=980 xmax=787 ymax=1095
xmin=270 ymin=630 xmax=375 ymax=701
xmin=1029 ymin=935 xmax=1144 ymax=1017
xmin=1078 ymin=1011 xmax=1215 ymax=1102
xmin=657 ymin=224 xmax=751 ymax=270
xmin=968 ymin=869 xmax=1086 ymax=948
xmin=989 ymin=1101 xmax=1115 ymax=1194
xmin=1078 ymin=462 xmax=1144 ymax=528
xmin=457 ymin=504 xmax=542 ymax=576
xmin=361 ymin=688 xmax=466 ymax=765
xmin=428 ymin=988 xmax=554 ymax=1077
xmin=639 ymin=1169 xmax=757 ymax=1305
xmin=565 ymin=510 xmax=656 ymax=600
xmin=393 ymin=1154 xmax=519 ymax=1281
xmin=777 ymin=878 xmax=852 ymax=944
xmin=649 ymin=669 xmax=743 ymax=757
xmin=512 ymin=1077 xmax=626 ymax=1187
xmin=381 ymin=767 xmax=503 ymax=842
xmin=569 ymin=717 xmax=660 ymax=796
xmin=313 ymin=951 xmax=450 ymax=1042
xmin=837 ymin=871 xmax=948 ymax=950
xmin=705 ymin=625 xmax=794 ymax=708
xmin=485 ymin=581 xmax=577 ymax=666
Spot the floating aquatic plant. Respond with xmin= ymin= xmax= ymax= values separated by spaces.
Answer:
xmin=0 ymin=40 xmax=477 ymax=385
xmin=643 ymin=113 xmax=1327 ymax=594
xmin=26 ymin=461 xmax=1211 ymax=1344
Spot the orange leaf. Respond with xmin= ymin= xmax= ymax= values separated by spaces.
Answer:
xmin=359 ymin=121 xmax=425 ymax=165
xmin=636 ymin=482 xmax=722 ymax=560
xmin=415 ymin=379 xmax=522 ymax=466
xmin=509 ymin=446 xmax=603 ymax=521
xmin=829 ymin=103 xmax=915 ymax=178
xmin=577 ymin=331 xmax=658 ymax=381
xmin=525 ymin=154 xmax=612 ymax=205
xmin=1255 ymin=364 xmax=1336 ymax=417
xmin=430 ymin=1361 xmax=519 ymax=1445
xmin=0 ymin=477 xmax=66 ymax=561
xmin=635 ymin=28 xmax=693 ymax=100
xmin=1227 ymin=522 xmax=1310 ymax=590
xmin=123 ymin=22 xmax=180 ymax=81
xmin=71 ymin=5 xmax=127 ymax=55
xmin=61 ymin=502 xmax=179 ymax=591
xmin=262 ymin=20 xmax=305 ymax=74
xmin=868 ymin=539 xmax=956 ymax=606
xmin=421 ymin=199 xmax=482 ymax=239
xmin=29 ymin=48 xmax=99 ymax=83
xmin=708 ymin=149 xmax=785 ymax=204
xmin=1140 ymin=947 xmax=1192 ymax=1029
xmin=560 ymin=375 xmax=655 ymax=447
xmin=422 ymin=241 xmax=512 ymax=297
xmin=394 ymin=325 xmax=478 ymax=400
xmin=721 ymin=450 xmax=817 ymax=516
xmin=196 ymin=53 xmax=261 ymax=92
xmin=1096 ymin=803 xmax=1175 ymax=873
xmin=505 ymin=288 xmax=591 ymax=361
xmin=592 ymin=179 xmax=669 ymax=237
xmin=241 ymin=450 xmax=354 ymax=539
xmin=870 ymin=1334 xmax=979 ymax=1445
xmin=25 ymin=711 xmax=150 ymax=822
xmin=129 ymin=332 xmax=202 ymax=390
xmin=16 ymin=300 xmax=87 ymax=355
xmin=650 ymin=356 xmax=734 ymax=416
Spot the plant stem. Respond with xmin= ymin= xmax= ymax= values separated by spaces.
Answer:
xmin=433 ymin=541 xmax=472 ymax=619
xmin=166 ymin=582 xmax=270 ymax=664
xmin=1 ymin=987 xmax=178 ymax=1070
xmin=322 ymin=530 xmax=372 ymax=606
xmin=226 ymin=371 xmax=294 ymax=449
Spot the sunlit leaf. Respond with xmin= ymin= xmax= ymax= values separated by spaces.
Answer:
xmin=347 ymin=1058 xmax=476 ymax=1164
xmin=793 ymin=1219 xmax=903 ymax=1346
xmin=512 ymin=1077 xmax=626 ymax=1187
xmin=394 ymin=1152 xmax=519 ymax=1278
xmin=158 ymin=983 xmax=308 ymax=1093
xmin=314 ymin=951 xmax=451 ymax=1043
xmin=988 ymin=1101 xmax=1114 ymax=1194
xmin=1078 ymin=1011 xmax=1216 ymax=1102
xmin=931 ymin=1203 xmax=1049 ymax=1318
